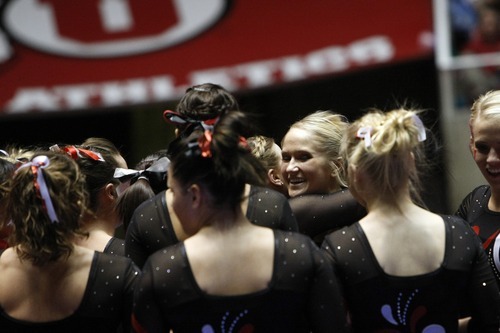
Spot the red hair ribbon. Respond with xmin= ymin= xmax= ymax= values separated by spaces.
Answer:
xmin=198 ymin=130 xmax=213 ymax=158
xmin=201 ymin=117 xmax=219 ymax=129
xmin=62 ymin=146 xmax=105 ymax=162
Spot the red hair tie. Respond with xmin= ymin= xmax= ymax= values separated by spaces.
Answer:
xmin=239 ymin=136 xmax=249 ymax=151
xmin=62 ymin=146 xmax=105 ymax=162
xmin=198 ymin=130 xmax=213 ymax=158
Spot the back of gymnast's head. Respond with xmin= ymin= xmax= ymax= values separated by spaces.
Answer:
xmin=168 ymin=111 xmax=266 ymax=209
xmin=6 ymin=151 xmax=88 ymax=265
xmin=176 ymin=83 xmax=239 ymax=121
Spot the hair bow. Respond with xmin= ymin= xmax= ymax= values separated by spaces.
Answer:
xmin=163 ymin=110 xmax=198 ymax=127
xmin=412 ymin=114 xmax=427 ymax=142
xmin=63 ymin=146 xmax=105 ymax=162
xmin=356 ymin=126 xmax=373 ymax=148
xmin=114 ymin=157 xmax=170 ymax=182
xmin=163 ymin=110 xmax=219 ymax=132
xmin=17 ymin=155 xmax=59 ymax=223
xmin=50 ymin=144 xmax=105 ymax=162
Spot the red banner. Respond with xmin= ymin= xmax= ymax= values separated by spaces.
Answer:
xmin=0 ymin=0 xmax=434 ymax=115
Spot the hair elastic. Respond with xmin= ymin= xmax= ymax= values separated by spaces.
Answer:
xmin=356 ymin=126 xmax=373 ymax=148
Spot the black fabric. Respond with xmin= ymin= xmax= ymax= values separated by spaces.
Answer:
xmin=456 ymin=185 xmax=500 ymax=286
xmin=133 ymin=231 xmax=347 ymax=333
xmin=126 ymin=186 xmax=298 ymax=268
xmin=0 ymin=251 xmax=140 ymax=333
xmin=322 ymin=215 xmax=500 ymax=332
xmin=289 ymin=189 xmax=366 ymax=245
xmin=104 ymin=236 xmax=125 ymax=257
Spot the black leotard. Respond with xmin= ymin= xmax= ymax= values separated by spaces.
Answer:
xmin=456 ymin=185 xmax=500 ymax=286
xmin=322 ymin=215 xmax=500 ymax=332
xmin=104 ymin=236 xmax=125 ymax=256
xmin=0 ymin=251 xmax=140 ymax=333
xmin=289 ymin=189 xmax=366 ymax=245
xmin=132 ymin=230 xmax=347 ymax=333
xmin=126 ymin=186 xmax=298 ymax=268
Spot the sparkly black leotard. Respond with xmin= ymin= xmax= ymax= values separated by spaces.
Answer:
xmin=105 ymin=237 xmax=125 ymax=256
xmin=456 ymin=185 xmax=500 ymax=286
xmin=132 ymin=230 xmax=347 ymax=333
xmin=126 ymin=186 xmax=298 ymax=268
xmin=322 ymin=215 xmax=500 ymax=332
xmin=0 ymin=251 xmax=140 ymax=333
xmin=288 ymin=189 xmax=367 ymax=245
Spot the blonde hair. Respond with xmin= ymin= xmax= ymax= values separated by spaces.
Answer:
xmin=470 ymin=90 xmax=500 ymax=126
xmin=288 ymin=110 xmax=348 ymax=187
xmin=342 ymin=108 xmax=426 ymax=205
xmin=247 ymin=136 xmax=280 ymax=171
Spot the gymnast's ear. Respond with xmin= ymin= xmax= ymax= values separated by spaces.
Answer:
xmin=268 ymin=169 xmax=283 ymax=186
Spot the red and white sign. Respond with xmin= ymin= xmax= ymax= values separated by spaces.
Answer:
xmin=0 ymin=0 xmax=434 ymax=115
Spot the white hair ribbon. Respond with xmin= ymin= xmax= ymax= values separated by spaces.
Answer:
xmin=18 ymin=155 xmax=59 ymax=223
xmin=356 ymin=126 xmax=373 ymax=147
xmin=412 ymin=114 xmax=427 ymax=142
xmin=114 ymin=157 xmax=170 ymax=180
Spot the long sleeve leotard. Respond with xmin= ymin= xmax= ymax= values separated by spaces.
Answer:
xmin=126 ymin=186 xmax=298 ymax=268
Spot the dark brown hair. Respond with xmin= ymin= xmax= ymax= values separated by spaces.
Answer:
xmin=169 ymin=111 xmax=266 ymax=209
xmin=177 ymin=83 xmax=239 ymax=121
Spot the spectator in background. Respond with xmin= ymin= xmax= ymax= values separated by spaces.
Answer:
xmin=462 ymin=1 xmax=500 ymax=55
xmin=450 ymin=0 xmax=479 ymax=54
xmin=458 ymin=1 xmax=500 ymax=103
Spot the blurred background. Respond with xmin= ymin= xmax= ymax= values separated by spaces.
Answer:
xmin=0 ymin=0 xmax=499 ymax=213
